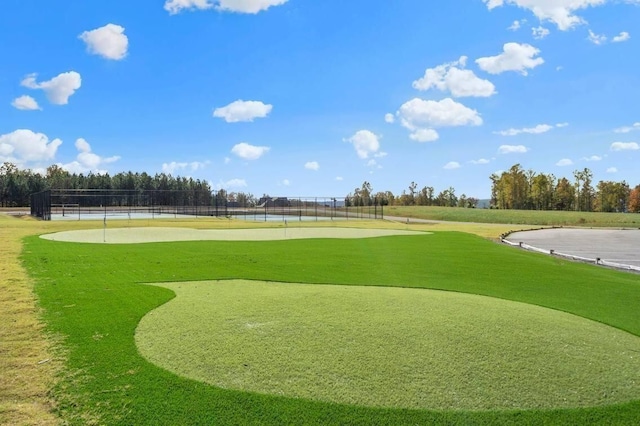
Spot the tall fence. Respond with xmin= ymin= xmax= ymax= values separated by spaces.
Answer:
xmin=30 ymin=189 xmax=384 ymax=221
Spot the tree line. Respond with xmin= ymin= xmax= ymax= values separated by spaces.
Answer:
xmin=2 ymin=161 xmax=639 ymax=213
xmin=490 ymin=164 xmax=640 ymax=213
xmin=0 ymin=162 xmax=214 ymax=207
xmin=345 ymin=181 xmax=479 ymax=208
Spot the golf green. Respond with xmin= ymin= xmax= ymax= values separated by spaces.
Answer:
xmin=135 ymin=279 xmax=640 ymax=411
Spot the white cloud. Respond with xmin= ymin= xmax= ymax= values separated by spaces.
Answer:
xmin=607 ymin=167 xmax=618 ymax=173
xmin=11 ymin=95 xmax=41 ymax=111
xmin=532 ymin=26 xmax=550 ymax=39
xmin=556 ymin=122 xmax=569 ymax=128
xmin=614 ymin=123 xmax=640 ymax=133
xmin=59 ymin=138 xmax=120 ymax=174
xmin=556 ymin=158 xmax=574 ymax=166
xmin=470 ymin=158 xmax=491 ymax=164
xmin=165 ymin=0 xmax=212 ymax=14
xmin=305 ymin=161 xmax=320 ymax=171
xmin=409 ymin=128 xmax=439 ymax=143
xmin=443 ymin=161 xmax=461 ymax=170
xmin=384 ymin=113 xmax=395 ymax=124
xmin=494 ymin=123 xmax=555 ymax=136
xmin=217 ymin=178 xmax=247 ymax=189
xmin=335 ymin=176 xmax=343 ymax=181
xmin=413 ymin=56 xmax=496 ymax=98
xmin=612 ymin=31 xmax=630 ymax=43
xmin=588 ymin=30 xmax=607 ymax=45
xmin=610 ymin=142 xmax=639 ymax=151
xmin=476 ymin=43 xmax=544 ymax=75
xmin=79 ymin=24 xmax=128 ymax=60
xmin=508 ymin=19 xmax=526 ymax=31
xmin=398 ymin=98 xmax=482 ymax=129
xmin=21 ymin=72 xmax=82 ymax=105
xmin=162 ymin=161 xmax=208 ymax=175
xmin=165 ymin=0 xmax=288 ymax=14
xmin=483 ymin=0 xmax=607 ymax=31
xmin=498 ymin=145 xmax=528 ymax=154
xmin=583 ymin=155 xmax=602 ymax=161
xmin=213 ymin=100 xmax=272 ymax=123
xmin=0 ymin=129 xmax=62 ymax=164
xmin=281 ymin=179 xmax=290 ymax=186
xmin=345 ymin=130 xmax=381 ymax=159
xmin=231 ymin=142 xmax=270 ymax=160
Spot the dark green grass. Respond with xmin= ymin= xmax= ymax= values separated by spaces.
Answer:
xmin=385 ymin=205 xmax=640 ymax=227
xmin=24 ymin=232 xmax=640 ymax=425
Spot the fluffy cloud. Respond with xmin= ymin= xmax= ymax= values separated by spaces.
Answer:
xmin=165 ymin=0 xmax=213 ymax=13
xmin=213 ymin=100 xmax=273 ymax=122
xmin=589 ymin=30 xmax=631 ymax=45
xmin=588 ymin=30 xmax=607 ymax=45
xmin=409 ymin=128 xmax=439 ymax=143
xmin=494 ymin=123 xmax=558 ymax=136
xmin=470 ymin=158 xmax=491 ymax=164
xmin=498 ymin=145 xmax=528 ymax=154
xmin=508 ymin=19 xmax=526 ymax=31
xmin=21 ymin=72 xmax=82 ymax=105
xmin=614 ymin=123 xmax=640 ymax=133
xmin=610 ymin=142 xmax=639 ymax=151
xmin=556 ymin=158 xmax=574 ymax=166
xmin=217 ymin=178 xmax=248 ymax=189
xmin=345 ymin=130 xmax=381 ymax=159
xmin=583 ymin=155 xmax=602 ymax=161
xmin=231 ymin=142 xmax=270 ymax=160
xmin=413 ymin=56 xmax=496 ymax=98
xmin=304 ymin=161 xmax=320 ymax=171
xmin=483 ymin=0 xmax=607 ymax=31
xmin=0 ymin=129 xmax=62 ymax=163
xmin=165 ymin=0 xmax=288 ymax=14
xmin=162 ymin=161 xmax=208 ymax=175
xmin=384 ymin=113 xmax=395 ymax=124
xmin=79 ymin=24 xmax=128 ymax=60
xmin=398 ymin=98 xmax=482 ymax=129
xmin=443 ymin=161 xmax=461 ymax=170
xmin=11 ymin=95 xmax=41 ymax=111
xmin=476 ymin=43 xmax=544 ymax=75
xmin=607 ymin=167 xmax=618 ymax=173
xmin=612 ymin=32 xmax=630 ymax=43
xmin=61 ymin=138 xmax=120 ymax=174
xmin=532 ymin=26 xmax=550 ymax=39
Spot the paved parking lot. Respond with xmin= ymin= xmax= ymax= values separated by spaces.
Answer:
xmin=506 ymin=228 xmax=640 ymax=269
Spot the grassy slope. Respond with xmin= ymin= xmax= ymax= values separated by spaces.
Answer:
xmin=384 ymin=206 xmax=640 ymax=228
xmin=23 ymin=231 xmax=640 ymax=425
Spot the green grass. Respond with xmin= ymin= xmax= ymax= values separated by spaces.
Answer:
xmin=384 ymin=205 xmax=640 ymax=228
xmin=23 ymin=231 xmax=640 ymax=425
xmin=136 ymin=279 xmax=640 ymax=411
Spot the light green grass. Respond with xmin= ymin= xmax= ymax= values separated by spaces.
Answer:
xmin=385 ymin=206 xmax=640 ymax=227
xmin=136 ymin=279 xmax=640 ymax=411
xmin=21 ymin=228 xmax=640 ymax=424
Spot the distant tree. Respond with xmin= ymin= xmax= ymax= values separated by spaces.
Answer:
xmin=554 ymin=177 xmax=575 ymax=211
xmin=628 ymin=185 xmax=640 ymax=213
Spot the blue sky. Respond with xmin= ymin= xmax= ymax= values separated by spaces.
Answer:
xmin=1 ymin=0 xmax=639 ymax=198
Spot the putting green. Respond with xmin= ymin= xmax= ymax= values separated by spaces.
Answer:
xmin=135 ymin=280 xmax=640 ymax=411
xmin=40 ymin=227 xmax=426 ymax=244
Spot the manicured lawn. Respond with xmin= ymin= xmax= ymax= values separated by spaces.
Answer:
xmin=384 ymin=205 xmax=640 ymax=228
xmin=22 ymin=230 xmax=640 ymax=424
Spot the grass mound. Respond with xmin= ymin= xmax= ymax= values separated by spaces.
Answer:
xmin=136 ymin=280 xmax=640 ymax=411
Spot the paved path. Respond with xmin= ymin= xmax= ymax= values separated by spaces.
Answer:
xmin=506 ymin=228 xmax=640 ymax=269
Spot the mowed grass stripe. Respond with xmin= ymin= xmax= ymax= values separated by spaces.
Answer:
xmin=136 ymin=279 xmax=640 ymax=411
xmin=23 ymin=231 xmax=640 ymax=425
